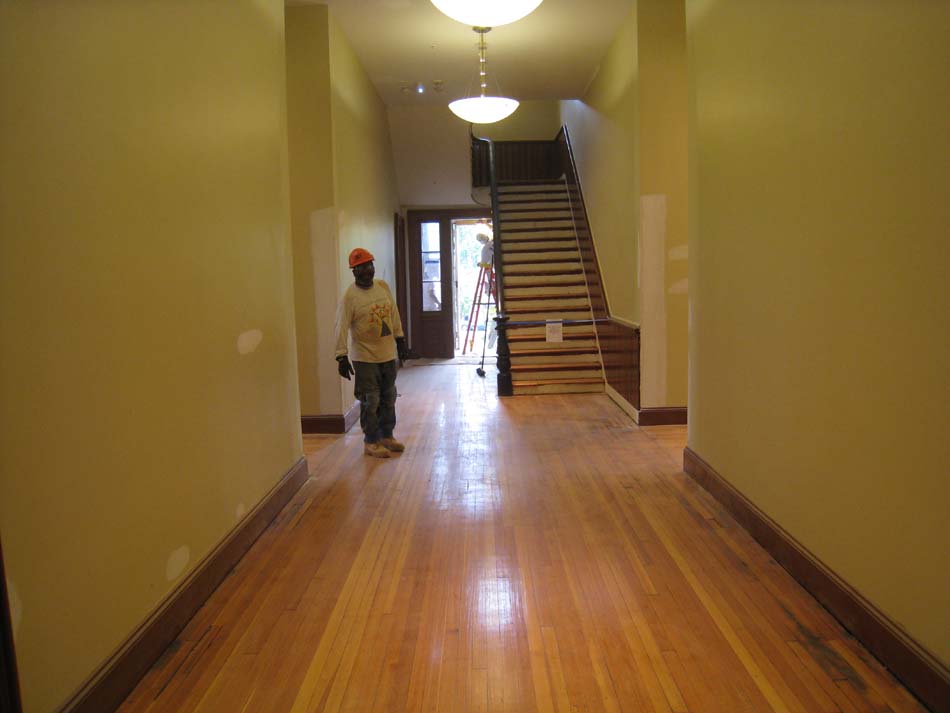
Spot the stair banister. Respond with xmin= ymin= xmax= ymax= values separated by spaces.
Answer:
xmin=470 ymin=129 xmax=512 ymax=394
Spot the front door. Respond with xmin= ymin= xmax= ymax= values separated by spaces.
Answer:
xmin=407 ymin=209 xmax=489 ymax=358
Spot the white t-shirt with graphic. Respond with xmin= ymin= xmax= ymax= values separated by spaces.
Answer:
xmin=334 ymin=279 xmax=404 ymax=363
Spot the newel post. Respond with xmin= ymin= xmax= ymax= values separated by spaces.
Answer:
xmin=495 ymin=314 xmax=513 ymax=396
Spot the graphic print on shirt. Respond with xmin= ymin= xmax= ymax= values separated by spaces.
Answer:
xmin=370 ymin=302 xmax=393 ymax=338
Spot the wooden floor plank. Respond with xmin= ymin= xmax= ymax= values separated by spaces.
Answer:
xmin=119 ymin=363 xmax=930 ymax=713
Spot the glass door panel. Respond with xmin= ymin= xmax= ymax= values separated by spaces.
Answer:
xmin=421 ymin=221 xmax=442 ymax=312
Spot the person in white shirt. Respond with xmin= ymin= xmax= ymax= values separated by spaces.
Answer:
xmin=334 ymin=248 xmax=409 ymax=459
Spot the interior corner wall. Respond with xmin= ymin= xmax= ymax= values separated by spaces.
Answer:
xmin=327 ymin=12 xmax=401 ymax=410
xmin=286 ymin=8 xmax=400 ymax=418
xmin=687 ymin=0 xmax=950 ymax=667
xmin=0 ymin=2 xmax=302 ymax=711
xmin=559 ymin=1 xmax=640 ymax=325
xmin=285 ymin=4 xmax=338 ymax=418
xmin=637 ymin=0 xmax=688 ymax=408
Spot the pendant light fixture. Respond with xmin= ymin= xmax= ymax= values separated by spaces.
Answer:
xmin=431 ymin=0 xmax=544 ymax=27
xmin=448 ymin=27 xmax=519 ymax=124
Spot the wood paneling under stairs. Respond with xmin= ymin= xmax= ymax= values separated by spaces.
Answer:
xmin=120 ymin=365 xmax=931 ymax=713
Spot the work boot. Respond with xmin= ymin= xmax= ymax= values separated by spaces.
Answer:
xmin=380 ymin=437 xmax=405 ymax=453
xmin=364 ymin=442 xmax=391 ymax=458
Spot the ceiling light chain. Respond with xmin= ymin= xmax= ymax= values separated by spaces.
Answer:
xmin=477 ymin=27 xmax=489 ymax=94
xmin=448 ymin=26 xmax=519 ymax=124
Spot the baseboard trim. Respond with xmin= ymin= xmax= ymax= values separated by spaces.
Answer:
xmin=683 ymin=447 xmax=949 ymax=713
xmin=637 ymin=407 xmax=687 ymax=426
xmin=301 ymin=401 xmax=360 ymax=434
xmin=60 ymin=456 xmax=310 ymax=713
xmin=605 ymin=384 xmax=639 ymax=423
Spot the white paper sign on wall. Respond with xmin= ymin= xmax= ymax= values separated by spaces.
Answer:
xmin=545 ymin=320 xmax=563 ymax=343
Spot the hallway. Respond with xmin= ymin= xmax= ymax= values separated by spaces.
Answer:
xmin=119 ymin=364 xmax=927 ymax=713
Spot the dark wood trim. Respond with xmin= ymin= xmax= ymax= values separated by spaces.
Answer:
xmin=472 ymin=140 xmax=561 ymax=186
xmin=1 ymin=539 xmax=23 ymax=713
xmin=393 ymin=212 xmax=409 ymax=350
xmin=596 ymin=319 xmax=640 ymax=410
xmin=61 ymin=457 xmax=310 ymax=713
xmin=638 ymin=407 xmax=687 ymax=426
xmin=683 ymin=447 xmax=950 ymax=713
xmin=301 ymin=401 xmax=360 ymax=434
xmin=407 ymin=208 xmax=490 ymax=359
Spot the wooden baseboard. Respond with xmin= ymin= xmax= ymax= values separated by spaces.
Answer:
xmin=638 ymin=407 xmax=687 ymax=426
xmin=683 ymin=447 xmax=949 ymax=713
xmin=301 ymin=401 xmax=360 ymax=434
xmin=61 ymin=457 xmax=310 ymax=713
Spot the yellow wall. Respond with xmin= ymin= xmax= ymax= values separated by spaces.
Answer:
xmin=474 ymin=100 xmax=562 ymax=141
xmin=329 ymin=12 xmax=400 ymax=292
xmin=638 ymin=0 xmax=689 ymax=407
xmin=286 ymin=5 xmax=334 ymax=417
xmin=687 ymin=0 xmax=950 ymax=665
xmin=560 ymin=3 xmax=640 ymax=324
xmin=561 ymin=0 xmax=689 ymax=408
xmin=0 ymin=2 xmax=301 ymax=711
xmin=285 ymin=7 xmax=400 ymax=417
xmin=561 ymin=7 xmax=640 ymax=322
xmin=388 ymin=105 xmax=477 ymax=208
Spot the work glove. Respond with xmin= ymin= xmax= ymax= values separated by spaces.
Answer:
xmin=336 ymin=355 xmax=354 ymax=380
xmin=396 ymin=337 xmax=409 ymax=362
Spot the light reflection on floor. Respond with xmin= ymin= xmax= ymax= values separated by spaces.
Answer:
xmin=476 ymin=574 xmax=514 ymax=631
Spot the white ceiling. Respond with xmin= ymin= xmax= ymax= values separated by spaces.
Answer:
xmin=296 ymin=0 xmax=633 ymax=106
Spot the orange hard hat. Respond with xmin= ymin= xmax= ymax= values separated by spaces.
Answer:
xmin=348 ymin=248 xmax=375 ymax=268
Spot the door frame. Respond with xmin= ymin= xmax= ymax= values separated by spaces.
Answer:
xmin=405 ymin=208 xmax=490 ymax=358
xmin=393 ymin=212 xmax=409 ymax=351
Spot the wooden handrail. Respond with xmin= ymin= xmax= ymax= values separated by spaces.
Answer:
xmin=470 ymin=130 xmax=506 ymax=316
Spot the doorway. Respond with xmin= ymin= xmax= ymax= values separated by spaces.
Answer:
xmin=406 ymin=209 xmax=490 ymax=359
xmin=453 ymin=219 xmax=496 ymax=359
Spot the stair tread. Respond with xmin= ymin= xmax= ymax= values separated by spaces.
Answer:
xmin=512 ymin=377 xmax=605 ymax=386
xmin=506 ymin=332 xmax=595 ymax=341
xmin=511 ymin=363 xmax=601 ymax=373
xmin=503 ymin=247 xmax=578 ymax=254
xmin=505 ymin=287 xmax=587 ymax=302
xmin=502 ymin=228 xmax=567 ymax=234
xmin=498 ymin=207 xmax=571 ymax=214
xmin=510 ymin=347 xmax=597 ymax=358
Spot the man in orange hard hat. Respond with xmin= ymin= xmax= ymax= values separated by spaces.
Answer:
xmin=333 ymin=248 xmax=409 ymax=458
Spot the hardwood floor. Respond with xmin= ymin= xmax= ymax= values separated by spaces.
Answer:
xmin=119 ymin=363 xmax=928 ymax=713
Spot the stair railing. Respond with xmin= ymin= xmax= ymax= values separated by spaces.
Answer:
xmin=470 ymin=130 xmax=512 ymax=395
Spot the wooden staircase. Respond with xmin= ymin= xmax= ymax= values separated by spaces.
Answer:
xmin=497 ymin=181 xmax=605 ymax=395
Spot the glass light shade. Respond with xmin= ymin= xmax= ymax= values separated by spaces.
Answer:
xmin=449 ymin=96 xmax=519 ymax=124
xmin=431 ymin=0 xmax=544 ymax=27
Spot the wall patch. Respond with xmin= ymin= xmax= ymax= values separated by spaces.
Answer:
xmin=165 ymin=546 xmax=191 ymax=582
xmin=237 ymin=329 xmax=264 ymax=355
